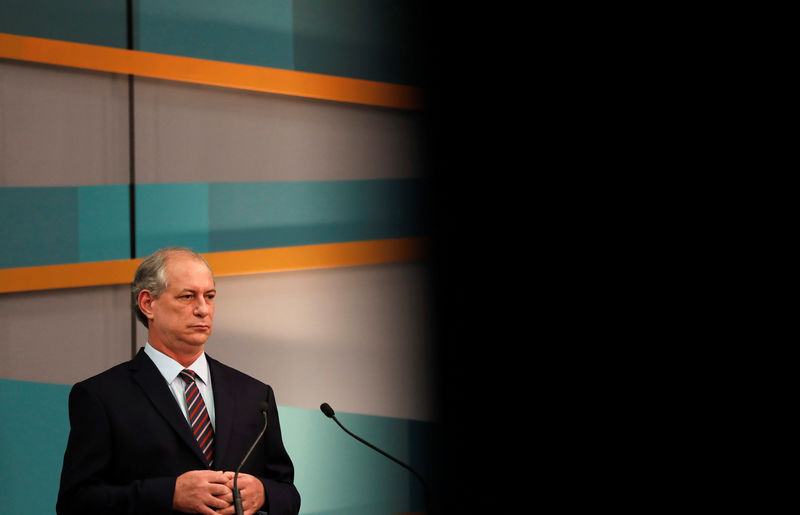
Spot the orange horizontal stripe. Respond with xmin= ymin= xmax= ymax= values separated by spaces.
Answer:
xmin=0 ymin=258 xmax=141 ymax=294
xmin=204 ymin=238 xmax=425 ymax=278
xmin=0 ymin=238 xmax=425 ymax=294
xmin=0 ymin=33 xmax=423 ymax=110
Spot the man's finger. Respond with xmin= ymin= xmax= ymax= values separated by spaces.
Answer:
xmin=214 ymin=490 xmax=234 ymax=504
xmin=208 ymin=483 xmax=231 ymax=496
xmin=197 ymin=502 xmax=223 ymax=515
xmin=204 ymin=493 xmax=231 ymax=510
xmin=206 ymin=471 xmax=231 ymax=483
xmin=214 ymin=504 xmax=236 ymax=515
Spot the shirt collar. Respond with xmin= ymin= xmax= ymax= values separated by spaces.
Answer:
xmin=144 ymin=342 xmax=210 ymax=386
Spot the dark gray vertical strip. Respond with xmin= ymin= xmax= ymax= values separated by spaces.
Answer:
xmin=128 ymin=0 xmax=138 ymax=358
xmin=127 ymin=0 xmax=136 ymax=258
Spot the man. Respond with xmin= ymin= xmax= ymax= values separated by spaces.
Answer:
xmin=57 ymin=247 xmax=301 ymax=515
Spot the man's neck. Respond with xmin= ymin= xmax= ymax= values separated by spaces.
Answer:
xmin=146 ymin=338 xmax=205 ymax=368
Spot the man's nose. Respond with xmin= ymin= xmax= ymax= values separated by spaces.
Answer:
xmin=193 ymin=298 xmax=210 ymax=316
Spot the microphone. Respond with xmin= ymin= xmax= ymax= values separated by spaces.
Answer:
xmin=320 ymin=402 xmax=431 ymax=513
xmin=234 ymin=401 xmax=270 ymax=515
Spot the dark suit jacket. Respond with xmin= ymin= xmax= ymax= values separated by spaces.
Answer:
xmin=56 ymin=348 xmax=301 ymax=515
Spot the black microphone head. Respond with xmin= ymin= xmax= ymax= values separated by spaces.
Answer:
xmin=259 ymin=400 xmax=270 ymax=414
xmin=320 ymin=402 xmax=335 ymax=418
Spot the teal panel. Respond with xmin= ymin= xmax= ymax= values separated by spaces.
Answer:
xmin=135 ymin=0 xmax=294 ymax=69
xmin=1 ymin=0 xmax=422 ymax=84
xmin=77 ymin=185 xmax=131 ymax=262
xmin=278 ymin=406 xmax=431 ymax=514
xmin=208 ymin=179 xmax=424 ymax=252
xmin=293 ymin=0 xmax=425 ymax=86
xmin=0 ymin=0 xmax=127 ymax=48
xmin=135 ymin=183 xmax=210 ymax=257
xmin=0 ymin=378 xmax=431 ymax=515
xmin=0 ymin=378 xmax=70 ymax=514
xmin=0 ymin=187 xmax=79 ymax=268
xmin=0 ymin=180 xmax=423 ymax=268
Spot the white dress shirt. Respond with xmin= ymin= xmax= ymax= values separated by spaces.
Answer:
xmin=144 ymin=342 xmax=216 ymax=430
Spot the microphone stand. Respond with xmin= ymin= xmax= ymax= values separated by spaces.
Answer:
xmin=321 ymin=403 xmax=432 ymax=514
xmin=234 ymin=404 xmax=269 ymax=515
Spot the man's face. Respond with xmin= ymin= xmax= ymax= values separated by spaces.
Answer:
xmin=148 ymin=254 xmax=216 ymax=354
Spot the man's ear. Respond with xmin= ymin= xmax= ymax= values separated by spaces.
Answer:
xmin=137 ymin=290 xmax=156 ymax=321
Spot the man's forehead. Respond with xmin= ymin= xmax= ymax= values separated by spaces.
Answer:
xmin=164 ymin=254 xmax=215 ymax=286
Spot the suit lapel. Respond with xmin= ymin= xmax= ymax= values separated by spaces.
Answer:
xmin=207 ymin=355 xmax=235 ymax=468
xmin=129 ymin=348 xmax=210 ymax=467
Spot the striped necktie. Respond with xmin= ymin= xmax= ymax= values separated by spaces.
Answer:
xmin=179 ymin=369 xmax=215 ymax=466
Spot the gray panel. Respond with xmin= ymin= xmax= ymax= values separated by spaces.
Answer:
xmin=136 ymin=263 xmax=434 ymax=421
xmin=0 ymin=285 xmax=133 ymax=385
xmin=134 ymin=77 xmax=424 ymax=183
xmin=0 ymin=59 xmax=129 ymax=187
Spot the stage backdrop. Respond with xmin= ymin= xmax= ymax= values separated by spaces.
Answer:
xmin=0 ymin=1 xmax=434 ymax=513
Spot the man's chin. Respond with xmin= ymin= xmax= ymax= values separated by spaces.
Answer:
xmin=182 ymin=333 xmax=211 ymax=347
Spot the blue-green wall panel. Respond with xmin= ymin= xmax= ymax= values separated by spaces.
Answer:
xmin=77 ymin=185 xmax=131 ymax=262
xmin=0 ymin=0 xmax=127 ymax=48
xmin=0 ymin=187 xmax=80 ymax=268
xmin=135 ymin=182 xmax=210 ymax=257
xmin=208 ymin=179 xmax=424 ymax=252
xmin=135 ymin=0 xmax=294 ymax=70
xmin=2 ymin=180 xmax=422 ymax=268
xmin=292 ymin=0 xmax=424 ymax=86
xmin=0 ymin=186 xmax=130 ymax=269
xmin=0 ymin=0 xmax=421 ymax=85
xmin=281 ymin=406 xmax=430 ymax=514
xmin=0 ymin=379 xmax=70 ymax=514
xmin=0 ymin=378 xmax=431 ymax=514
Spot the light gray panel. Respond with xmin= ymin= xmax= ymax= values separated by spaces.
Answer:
xmin=0 ymin=285 xmax=133 ymax=385
xmin=0 ymin=59 xmax=129 ymax=187
xmin=134 ymin=77 xmax=424 ymax=183
xmin=135 ymin=262 xmax=434 ymax=421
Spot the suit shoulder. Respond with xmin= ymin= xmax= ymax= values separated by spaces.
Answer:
xmin=72 ymin=348 xmax=160 ymax=394
xmin=74 ymin=358 xmax=134 ymax=389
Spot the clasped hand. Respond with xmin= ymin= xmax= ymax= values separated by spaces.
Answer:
xmin=173 ymin=470 xmax=266 ymax=515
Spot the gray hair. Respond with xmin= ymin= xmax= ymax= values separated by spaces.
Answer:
xmin=131 ymin=247 xmax=213 ymax=327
